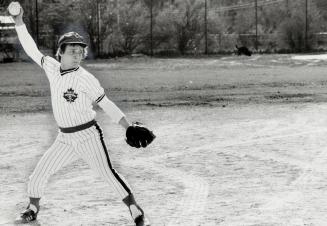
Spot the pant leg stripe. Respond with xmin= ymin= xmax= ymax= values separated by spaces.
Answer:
xmin=94 ymin=123 xmax=132 ymax=195
xmin=87 ymin=134 xmax=124 ymax=198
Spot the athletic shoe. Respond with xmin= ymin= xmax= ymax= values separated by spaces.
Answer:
xmin=15 ymin=205 xmax=38 ymax=223
xmin=135 ymin=214 xmax=151 ymax=226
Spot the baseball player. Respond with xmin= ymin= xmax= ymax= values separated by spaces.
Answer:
xmin=8 ymin=2 xmax=155 ymax=226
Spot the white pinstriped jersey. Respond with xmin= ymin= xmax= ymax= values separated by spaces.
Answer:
xmin=15 ymin=24 xmax=124 ymax=127
xmin=41 ymin=56 xmax=105 ymax=128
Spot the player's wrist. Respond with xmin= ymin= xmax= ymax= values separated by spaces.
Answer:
xmin=14 ymin=20 xmax=24 ymax=26
xmin=13 ymin=16 xmax=24 ymax=27
xmin=119 ymin=117 xmax=131 ymax=130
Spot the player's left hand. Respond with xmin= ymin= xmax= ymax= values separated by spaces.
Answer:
xmin=125 ymin=122 xmax=156 ymax=148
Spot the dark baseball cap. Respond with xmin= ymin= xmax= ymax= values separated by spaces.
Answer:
xmin=58 ymin=32 xmax=87 ymax=48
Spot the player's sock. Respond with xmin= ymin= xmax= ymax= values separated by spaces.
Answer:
xmin=123 ymin=194 xmax=144 ymax=221
xmin=130 ymin=204 xmax=143 ymax=219
xmin=28 ymin=204 xmax=39 ymax=213
xmin=29 ymin=197 xmax=40 ymax=212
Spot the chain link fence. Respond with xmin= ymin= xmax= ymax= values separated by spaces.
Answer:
xmin=1 ymin=0 xmax=327 ymax=59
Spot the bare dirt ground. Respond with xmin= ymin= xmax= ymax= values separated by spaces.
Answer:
xmin=2 ymin=55 xmax=327 ymax=225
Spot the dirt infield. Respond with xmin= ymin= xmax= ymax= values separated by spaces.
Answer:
xmin=1 ymin=55 xmax=327 ymax=225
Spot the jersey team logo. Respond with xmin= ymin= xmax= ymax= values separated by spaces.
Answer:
xmin=63 ymin=88 xmax=78 ymax=103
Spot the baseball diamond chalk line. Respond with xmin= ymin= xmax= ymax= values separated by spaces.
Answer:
xmin=165 ymin=171 xmax=209 ymax=226
xmin=260 ymin=136 xmax=327 ymax=224
xmin=131 ymin=156 xmax=209 ymax=226
xmin=136 ymin=128 xmax=327 ymax=225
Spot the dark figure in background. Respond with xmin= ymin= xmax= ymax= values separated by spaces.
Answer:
xmin=235 ymin=45 xmax=252 ymax=56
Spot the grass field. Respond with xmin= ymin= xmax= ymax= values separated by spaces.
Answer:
xmin=2 ymin=54 xmax=327 ymax=113
xmin=1 ymin=54 xmax=327 ymax=225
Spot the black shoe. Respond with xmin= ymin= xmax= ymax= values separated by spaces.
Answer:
xmin=135 ymin=214 xmax=151 ymax=226
xmin=16 ymin=206 xmax=38 ymax=223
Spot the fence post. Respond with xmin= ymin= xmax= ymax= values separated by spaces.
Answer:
xmin=204 ymin=0 xmax=208 ymax=54
xmin=150 ymin=0 xmax=153 ymax=56
xmin=97 ymin=0 xmax=100 ymax=57
xmin=305 ymin=0 xmax=308 ymax=51
xmin=255 ymin=0 xmax=258 ymax=51
xmin=35 ymin=0 xmax=39 ymax=45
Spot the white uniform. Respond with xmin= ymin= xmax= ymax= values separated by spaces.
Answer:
xmin=15 ymin=24 xmax=131 ymax=199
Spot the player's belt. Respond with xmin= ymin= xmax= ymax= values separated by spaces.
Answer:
xmin=59 ymin=120 xmax=96 ymax=133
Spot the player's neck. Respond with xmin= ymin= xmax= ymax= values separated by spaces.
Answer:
xmin=60 ymin=64 xmax=79 ymax=71
xmin=60 ymin=62 xmax=80 ymax=70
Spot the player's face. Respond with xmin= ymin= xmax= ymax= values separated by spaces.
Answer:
xmin=60 ymin=45 xmax=84 ymax=69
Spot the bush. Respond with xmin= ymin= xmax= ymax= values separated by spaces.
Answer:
xmin=102 ymin=2 xmax=148 ymax=55
xmin=277 ymin=16 xmax=305 ymax=52
xmin=276 ymin=1 xmax=324 ymax=52
xmin=154 ymin=0 xmax=204 ymax=54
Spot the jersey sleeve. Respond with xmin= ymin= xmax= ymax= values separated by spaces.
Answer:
xmin=15 ymin=24 xmax=43 ymax=67
xmin=97 ymin=96 xmax=125 ymax=123
xmin=41 ymin=56 xmax=60 ymax=80
xmin=15 ymin=24 xmax=60 ymax=80
xmin=80 ymin=72 xmax=105 ymax=103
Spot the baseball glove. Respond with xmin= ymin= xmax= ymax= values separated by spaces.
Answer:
xmin=126 ymin=122 xmax=156 ymax=148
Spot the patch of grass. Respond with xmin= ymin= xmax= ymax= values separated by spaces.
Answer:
xmin=1 ymin=55 xmax=327 ymax=113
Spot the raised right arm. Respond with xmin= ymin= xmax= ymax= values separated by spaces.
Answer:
xmin=11 ymin=5 xmax=44 ymax=67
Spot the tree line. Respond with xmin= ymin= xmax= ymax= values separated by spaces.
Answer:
xmin=6 ymin=0 xmax=327 ymax=57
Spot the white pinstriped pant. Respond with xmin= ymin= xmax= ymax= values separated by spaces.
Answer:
xmin=27 ymin=123 xmax=131 ymax=199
